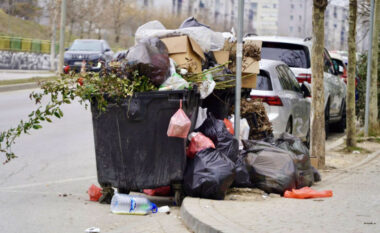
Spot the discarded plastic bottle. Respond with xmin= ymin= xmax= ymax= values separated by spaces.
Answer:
xmin=110 ymin=193 xmax=157 ymax=215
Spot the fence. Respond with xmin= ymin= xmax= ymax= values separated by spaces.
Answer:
xmin=0 ymin=36 xmax=59 ymax=54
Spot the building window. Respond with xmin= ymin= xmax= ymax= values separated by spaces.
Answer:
xmin=333 ymin=6 xmax=337 ymax=18
xmin=299 ymin=15 xmax=302 ymax=20
xmin=291 ymin=4 xmax=294 ymax=9
xmin=334 ymin=24 xmax=337 ymax=29
xmin=290 ymin=26 xmax=293 ymax=32
xmin=273 ymin=4 xmax=276 ymax=8
xmin=290 ymin=15 xmax=294 ymax=20
xmin=298 ymin=27 xmax=301 ymax=33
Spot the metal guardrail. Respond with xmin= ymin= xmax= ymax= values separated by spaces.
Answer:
xmin=0 ymin=36 xmax=59 ymax=54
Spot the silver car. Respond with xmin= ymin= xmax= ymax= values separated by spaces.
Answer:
xmin=251 ymin=59 xmax=311 ymax=144
xmin=245 ymin=36 xmax=347 ymax=137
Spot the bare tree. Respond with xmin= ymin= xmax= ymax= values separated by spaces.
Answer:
xmin=311 ymin=0 xmax=328 ymax=168
xmin=347 ymin=0 xmax=357 ymax=147
xmin=369 ymin=0 xmax=379 ymax=132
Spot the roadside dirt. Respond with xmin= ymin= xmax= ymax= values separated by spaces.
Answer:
xmin=324 ymin=140 xmax=380 ymax=170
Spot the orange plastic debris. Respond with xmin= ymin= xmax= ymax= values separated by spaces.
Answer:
xmin=223 ymin=118 xmax=234 ymax=135
xmin=284 ymin=187 xmax=333 ymax=199
xmin=88 ymin=184 xmax=102 ymax=201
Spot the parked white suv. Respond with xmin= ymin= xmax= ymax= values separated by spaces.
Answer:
xmin=245 ymin=36 xmax=347 ymax=136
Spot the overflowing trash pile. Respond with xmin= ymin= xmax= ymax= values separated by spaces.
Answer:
xmin=98 ymin=17 xmax=323 ymax=204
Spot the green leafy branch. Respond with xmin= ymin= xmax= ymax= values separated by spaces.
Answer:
xmin=0 ymin=65 xmax=157 ymax=164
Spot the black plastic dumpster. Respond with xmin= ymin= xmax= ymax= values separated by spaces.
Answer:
xmin=91 ymin=89 xmax=199 ymax=204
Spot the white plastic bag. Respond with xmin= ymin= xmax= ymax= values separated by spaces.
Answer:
xmin=230 ymin=115 xmax=250 ymax=149
xmin=199 ymin=73 xmax=216 ymax=99
xmin=159 ymin=73 xmax=189 ymax=91
xmin=195 ymin=107 xmax=208 ymax=129
xmin=135 ymin=20 xmax=225 ymax=52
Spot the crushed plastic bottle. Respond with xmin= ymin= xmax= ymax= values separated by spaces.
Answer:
xmin=110 ymin=193 xmax=157 ymax=215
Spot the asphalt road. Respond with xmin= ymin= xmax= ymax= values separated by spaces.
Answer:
xmin=0 ymin=88 xmax=347 ymax=233
xmin=0 ymin=89 xmax=189 ymax=233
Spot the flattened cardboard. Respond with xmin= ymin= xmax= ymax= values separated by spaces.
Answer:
xmin=242 ymin=57 xmax=260 ymax=74
xmin=160 ymin=36 xmax=205 ymax=73
xmin=242 ymin=73 xmax=257 ymax=89
xmin=213 ymin=51 xmax=229 ymax=67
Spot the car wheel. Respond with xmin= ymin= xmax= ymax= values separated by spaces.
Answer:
xmin=334 ymin=102 xmax=346 ymax=133
xmin=325 ymin=104 xmax=330 ymax=139
xmin=285 ymin=118 xmax=292 ymax=134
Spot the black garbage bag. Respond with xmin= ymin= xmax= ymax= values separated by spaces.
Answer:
xmin=274 ymin=133 xmax=314 ymax=188
xmin=196 ymin=114 xmax=239 ymax=162
xmin=243 ymin=140 xmax=297 ymax=194
xmin=232 ymin=153 xmax=253 ymax=188
xmin=312 ymin=166 xmax=322 ymax=182
xmin=184 ymin=148 xmax=236 ymax=200
xmin=126 ymin=37 xmax=169 ymax=86
xmin=179 ymin=16 xmax=210 ymax=29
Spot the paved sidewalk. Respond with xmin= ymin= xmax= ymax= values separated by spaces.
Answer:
xmin=181 ymin=150 xmax=380 ymax=233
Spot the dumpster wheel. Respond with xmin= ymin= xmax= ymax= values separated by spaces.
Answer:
xmin=99 ymin=185 xmax=114 ymax=204
xmin=172 ymin=183 xmax=184 ymax=206
xmin=174 ymin=190 xmax=184 ymax=206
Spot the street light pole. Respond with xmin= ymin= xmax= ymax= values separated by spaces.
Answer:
xmin=364 ymin=0 xmax=375 ymax=137
xmin=234 ymin=0 xmax=244 ymax=139
xmin=58 ymin=0 xmax=66 ymax=74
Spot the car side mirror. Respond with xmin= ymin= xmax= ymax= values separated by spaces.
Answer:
xmin=65 ymin=48 xmax=69 ymax=51
xmin=301 ymin=82 xmax=311 ymax=98
xmin=104 ymin=48 xmax=111 ymax=52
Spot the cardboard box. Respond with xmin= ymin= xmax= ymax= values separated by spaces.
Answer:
xmin=160 ymin=36 xmax=205 ymax=73
xmin=213 ymin=50 xmax=229 ymax=67
xmin=242 ymin=73 xmax=257 ymax=89
xmin=310 ymin=157 xmax=318 ymax=168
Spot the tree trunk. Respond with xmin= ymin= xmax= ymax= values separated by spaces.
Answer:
xmin=87 ymin=20 xmax=92 ymax=38
xmin=311 ymin=0 xmax=328 ymax=169
xmin=347 ymin=0 xmax=357 ymax=147
xmin=369 ymin=0 xmax=380 ymax=132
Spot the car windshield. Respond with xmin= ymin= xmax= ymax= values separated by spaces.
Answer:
xmin=254 ymin=72 xmax=272 ymax=90
xmin=69 ymin=40 xmax=102 ymax=51
xmin=261 ymin=42 xmax=310 ymax=68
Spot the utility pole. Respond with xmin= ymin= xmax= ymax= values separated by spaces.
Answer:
xmin=364 ymin=0 xmax=375 ymax=137
xmin=58 ymin=0 xmax=66 ymax=74
xmin=234 ymin=0 xmax=244 ymax=139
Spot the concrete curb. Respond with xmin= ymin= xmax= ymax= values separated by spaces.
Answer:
xmin=0 ymin=83 xmax=39 ymax=92
xmin=180 ymin=198 xmax=248 ymax=233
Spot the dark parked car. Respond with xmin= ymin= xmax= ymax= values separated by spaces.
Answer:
xmin=64 ymin=39 xmax=114 ymax=72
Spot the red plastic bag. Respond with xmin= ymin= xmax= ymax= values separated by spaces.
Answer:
xmin=186 ymin=132 xmax=216 ymax=158
xmin=88 ymin=184 xmax=102 ymax=201
xmin=143 ymin=186 xmax=171 ymax=196
xmin=284 ymin=187 xmax=333 ymax=199
xmin=167 ymin=100 xmax=191 ymax=138
xmin=224 ymin=118 xmax=234 ymax=135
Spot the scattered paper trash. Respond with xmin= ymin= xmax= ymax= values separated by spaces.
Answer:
xmin=158 ymin=205 xmax=171 ymax=214
xmin=88 ymin=184 xmax=102 ymax=202
xmin=85 ymin=227 xmax=100 ymax=233
xmin=353 ymin=150 xmax=360 ymax=154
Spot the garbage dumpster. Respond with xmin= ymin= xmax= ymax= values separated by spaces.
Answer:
xmin=91 ymin=89 xmax=199 ymax=204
